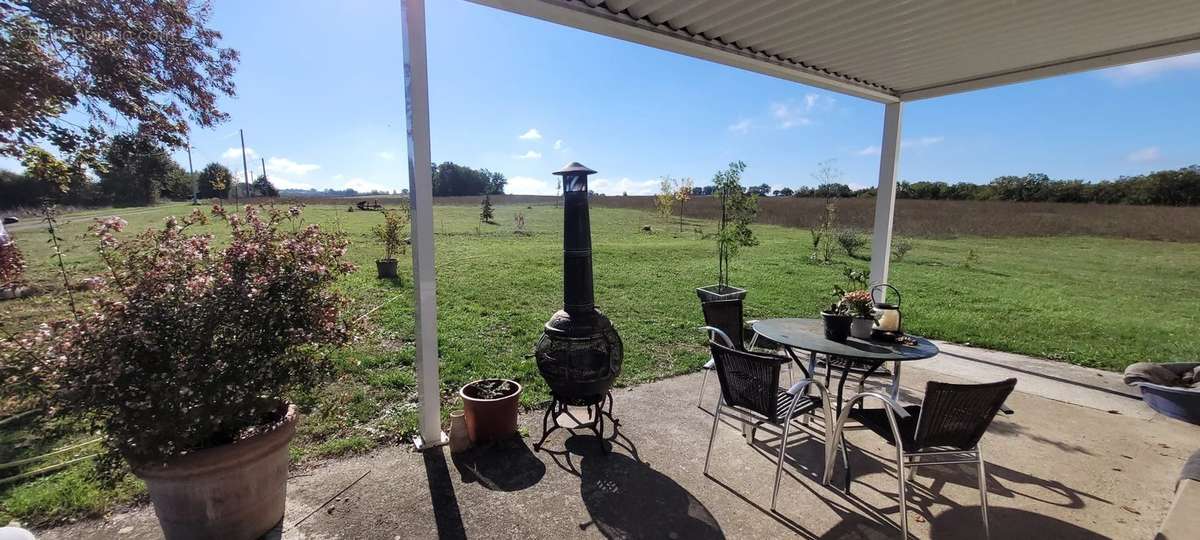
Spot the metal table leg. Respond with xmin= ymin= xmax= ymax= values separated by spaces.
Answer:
xmin=890 ymin=360 xmax=902 ymax=400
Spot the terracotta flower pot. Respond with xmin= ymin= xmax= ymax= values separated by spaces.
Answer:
xmin=460 ymin=379 xmax=522 ymax=445
xmin=132 ymin=405 xmax=297 ymax=540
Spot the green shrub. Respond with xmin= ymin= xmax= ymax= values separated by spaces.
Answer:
xmin=835 ymin=228 xmax=868 ymax=258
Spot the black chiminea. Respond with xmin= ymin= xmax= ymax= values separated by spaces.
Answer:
xmin=533 ymin=162 xmax=623 ymax=451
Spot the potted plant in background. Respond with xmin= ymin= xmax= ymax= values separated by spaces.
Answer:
xmin=459 ymin=378 xmax=523 ymax=446
xmin=841 ymin=289 xmax=875 ymax=339
xmin=4 ymin=205 xmax=355 ymax=539
xmin=372 ymin=205 xmax=409 ymax=279
xmin=0 ymin=216 xmax=28 ymax=300
xmin=697 ymin=161 xmax=759 ymax=302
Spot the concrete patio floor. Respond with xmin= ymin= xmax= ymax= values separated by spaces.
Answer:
xmin=40 ymin=344 xmax=1199 ymax=539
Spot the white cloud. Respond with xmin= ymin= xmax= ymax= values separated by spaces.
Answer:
xmin=728 ymin=119 xmax=752 ymax=134
xmin=265 ymin=157 xmax=320 ymax=176
xmin=507 ymin=175 xmax=555 ymax=195
xmin=553 ymin=139 xmax=565 ymax=151
xmin=345 ymin=177 xmax=393 ymax=193
xmin=853 ymin=136 xmax=943 ymax=157
xmin=1103 ymin=53 xmax=1200 ymax=83
xmin=221 ymin=147 xmax=257 ymax=161
xmin=769 ymin=93 xmax=834 ymax=129
xmin=377 ymin=151 xmax=396 ymax=160
xmin=518 ymin=128 xmax=542 ymax=140
xmin=513 ymin=150 xmax=542 ymax=160
xmin=266 ymin=176 xmax=312 ymax=190
xmin=903 ymin=136 xmax=944 ymax=148
xmin=590 ymin=177 xmax=659 ymax=196
xmin=1127 ymin=146 xmax=1161 ymax=163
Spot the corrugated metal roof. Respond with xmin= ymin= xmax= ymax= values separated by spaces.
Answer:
xmin=469 ymin=0 xmax=1200 ymax=102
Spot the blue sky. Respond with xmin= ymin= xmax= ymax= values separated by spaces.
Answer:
xmin=7 ymin=0 xmax=1200 ymax=195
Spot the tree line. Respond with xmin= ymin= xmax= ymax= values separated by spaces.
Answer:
xmin=432 ymin=162 xmax=506 ymax=196
xmin=684 ymin=166 xmax=1200 ymax=206
xmin=0 ymin=131 xmax=278 ymax=209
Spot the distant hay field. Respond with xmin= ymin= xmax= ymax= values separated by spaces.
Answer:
xmin=427 ymin=195 xmax=1200 ymax=242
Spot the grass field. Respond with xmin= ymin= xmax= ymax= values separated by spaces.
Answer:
xmin=3 ymin=199 xmax=1199 ymax=526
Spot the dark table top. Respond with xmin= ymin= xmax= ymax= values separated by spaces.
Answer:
xmin=752 ymin=318 xmax=940 ymax=362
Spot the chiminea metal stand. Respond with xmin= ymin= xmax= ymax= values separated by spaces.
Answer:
xmin=532 ymin=393 xmax=619 ymax=453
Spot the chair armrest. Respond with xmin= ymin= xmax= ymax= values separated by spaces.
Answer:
xmin=786 ymin=378 xmax=829 ymax=398
xmin=698 ymin=326 xmax=734 ymax=348
xmin=842 ymin=391 xmax=911 ymax=419
xmin=1000 ymin=403 xmax=1014 ymax=415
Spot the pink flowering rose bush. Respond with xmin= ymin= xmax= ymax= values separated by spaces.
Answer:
xmin=11 ymin=205 xmax=355 ymax=465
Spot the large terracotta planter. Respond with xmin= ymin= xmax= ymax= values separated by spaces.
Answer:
xmin=132 ymin=405 xmax=297 ymax=540
xmin=460 ymin=379 xmax=522 ymax=445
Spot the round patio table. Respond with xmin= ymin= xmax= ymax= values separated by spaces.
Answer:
xmin=751 ymin=318 xmax=939 ymax=415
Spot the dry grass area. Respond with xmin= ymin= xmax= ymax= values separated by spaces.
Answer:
xmin=425 ymin=195 xmax=1200 ymax=241
xmin=13 ymin=194 xmax=1199 ymax=242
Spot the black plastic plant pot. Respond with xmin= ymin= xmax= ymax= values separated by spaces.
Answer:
xmin=376 ymin=259 xmax=398 ymax=279
xmin=696 ymin=285 xmax=747 ymax=303
xmin=821 ymin=311 xmax=852 ymax=342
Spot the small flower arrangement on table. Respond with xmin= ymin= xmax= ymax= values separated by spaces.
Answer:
xmin=839 ymin=289 xmax=876 ymax=339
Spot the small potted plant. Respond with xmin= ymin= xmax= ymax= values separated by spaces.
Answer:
xmin=459 ymin=378 xmax=522 ymax=445
xmin=372 ymin=206 xmax=409 ymax=279
xmin=821 ymin=300 xmax=852 ymax=342
xmin=697 ymin=161 xmax=759 ymax=302
xmin=841 ymin=289 xmax=875 ymax=339
xmin=0 ymin=217 xmax=28 ymax=300
xmin=3 ymin=205 xmax=355 ymax=539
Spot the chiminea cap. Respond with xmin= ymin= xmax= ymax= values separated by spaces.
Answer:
xmin=553 ymin=162 xmax=596 ymax=176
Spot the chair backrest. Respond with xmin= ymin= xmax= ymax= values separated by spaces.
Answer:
xmin=708 ymin=341 xmax=783 ymax=422
xmin=701 ymin=299 xmax=745 ymax=351
xmin=914 ymin=378 xmax=1017 ymax=451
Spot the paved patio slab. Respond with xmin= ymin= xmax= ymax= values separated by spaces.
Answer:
xmin=38 ymin=354 xmax=1200 ymax=539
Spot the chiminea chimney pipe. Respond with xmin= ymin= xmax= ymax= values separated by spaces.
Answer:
xmin=553 ymin=162 xmax=597 ymax=315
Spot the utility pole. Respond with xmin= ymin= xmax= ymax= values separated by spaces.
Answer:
xmin=239 ymin=129 xmax=251 ymax=204
xmin=260 ymin=157 xmax=267 ymax=181
xmin=186 ymin=138 xmax=197 ymax=204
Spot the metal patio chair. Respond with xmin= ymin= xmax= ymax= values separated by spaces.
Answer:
xmin=696 ymin=299 xmax=798 ymax=407
xmin=703 ymin=337 xmax=835 ymax=512
xmin=822 ymin=378 xmax=1017 ymax=539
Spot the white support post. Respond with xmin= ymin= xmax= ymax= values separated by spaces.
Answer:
xmin=401 ymin=0 xmax=447 ymax=451
xmin=869 ymin=101 xmax=903 ymax=290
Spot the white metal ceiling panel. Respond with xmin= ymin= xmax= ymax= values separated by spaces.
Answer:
xmin=468 ymin=0 xmax=1200 ymax=102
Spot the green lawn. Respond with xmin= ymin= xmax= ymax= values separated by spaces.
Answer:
xmin=3 ymin=200 xmax=1198 ymax=526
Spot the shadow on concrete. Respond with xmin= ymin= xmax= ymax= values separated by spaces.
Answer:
xmin=930 ymin=506 xmax=1108 ymax=539
xmin=817 ymin=440 xmax=1111 ymax=531
xmin=423 ymin=449 xmax=468 ymax=540
xmin=565 ymin=435 xmax=726 ymax=539
xmin=937 ymin=349 xmax=1139 ymax=400
xmin=451 ymin=436 xmax=545 ymax=492
xmin=986 ymin=418 xmax=1097 ymax=456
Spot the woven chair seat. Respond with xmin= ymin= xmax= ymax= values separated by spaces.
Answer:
xmin=773 ymin=390 xmax=821 ymax=424
xmin=849 ymin=405 xmax=922 ymax=448
xmin=820 ymin=355 xmax=892 ymax=376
